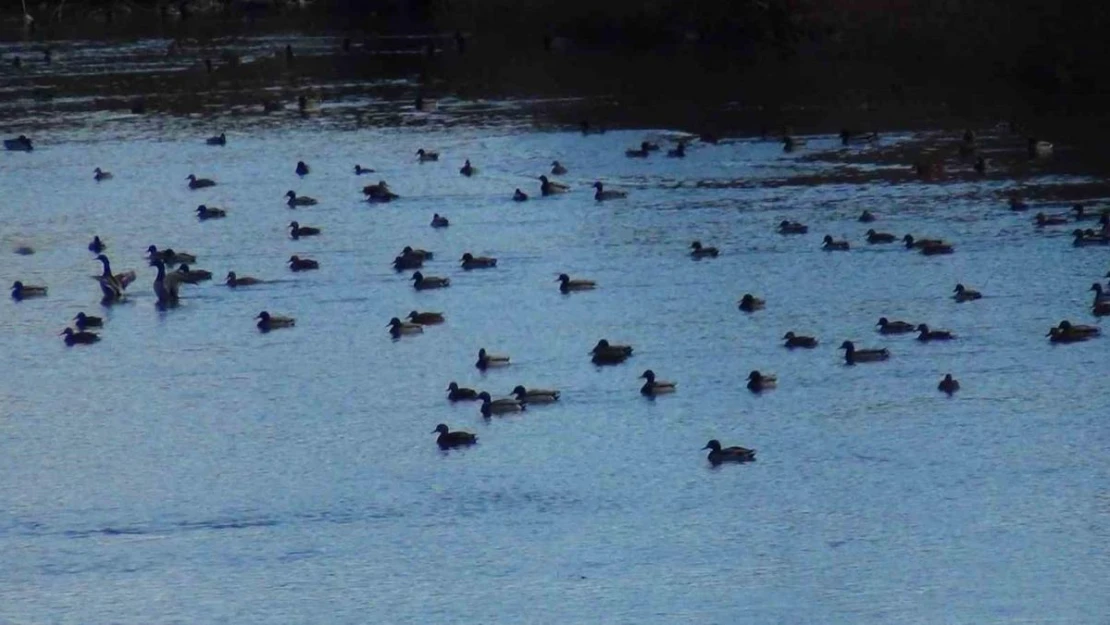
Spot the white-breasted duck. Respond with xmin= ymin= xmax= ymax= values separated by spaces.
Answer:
xmin=476 ymin=348 xmax=510 ymax=370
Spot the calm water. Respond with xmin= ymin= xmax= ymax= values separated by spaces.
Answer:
xmin=2 ymin=38 xmax=1110 ymax=625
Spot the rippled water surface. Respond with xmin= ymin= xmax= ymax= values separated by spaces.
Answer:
xmin=2 ymin=36 xmax=1110 ymax=625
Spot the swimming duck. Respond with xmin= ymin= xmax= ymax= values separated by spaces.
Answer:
xmin=625 ymin=141 xmax=652 ymax=158
xmin=877 ymin=317 xmax=915 ymax=334
xmin=288 ymin=255 xmax=319 ymax=272
xmin=147 ymin=246 xmax=195 ymax=265
xmin=88 ymin=236 xmax=106 ymax=253
xmin=446 ymin=382 xmax=479 ymax=401
xmin=1028 ymin=138 xmax=1053 ymax=159
xmin=256 ymin=311 xmax=295 ymax=332
xmin=746 ymin=370 xmax=777 ymax=393
xmin=1047 ymin=326 xmax=1091 ymax=343
xmin=1035 ymin=212 xmax=1069 ymax=227
xmin=1072 ymin=204 xmax=1101 ymax=221
xmin=151 ymin=261 xmax=181 ymax=307
xmin=476 ymin=348 xmax=510 ymax=370
xmin=459 ymin=159 xmax=476 ymax=176
xmin=593 ymin=182 xmax=627 ymax=201
xmin=822 ymin=235 xmax=850 ymax=251
xmin=393 ymin=253 xmax=423 ymax=271
xmin=295 ymin=161 xmax=310 ymax=176
xmin=865 ymin=229 xmax=896 ymax=244
xmin=1052 ymin=320 xmax=1100 ymax=339
xmin=432 ymin=423 xmax=477 ymax=449
xmin=73 ymin=312 xmax=103 ymax=329
xmin=639 ymin=369 xmax=676 ymax=396
xmin=187 ymin=174 xmax=216 ymax=189
xmin=412 ymin=271 xmax=449 ymax=289
xmin=363 ymin=180 xmax=399 ymax=202
xmin=461 ymin=253 xmax=497 ymax=269
xmin=858 ymin=210 xmax=876 ymax=223
xmin=783 ymin=331 xmax=817 ymax=349
xmin=690 ymin=241 xmax=719 ymax=258
xmin=778 ymin=220 xmax=808 ymax=234
xmin=431 ymin=213 xmax=450 ymax=228
xmin=476 ymin=391 xmax=525 ymax=416
xmin=408 ymin=311 xmax=444 ymax=325
xmin=225 ymin=271 xmax=262 ymax=287
xmin=916 ymin=324 xmax=954 ymax=341
xmin=354 ymin=164 xmax=375 ymax=175
xmin=591 ymin=339 xmax=633 ymax=365
xmin=539 ymin=175 xmax=569 ymax=196
xmin=511 ymin=385 xmax=560 ymax=403
xmin=1090 ymin=283 xmax=1110 ymax=304
xmin=93 ymin=167 xmax=113 ymax=181
xmin=551 ymin=161 xmax=567 ymax=175
xmin=401 ymin=246 xmax=433 ymax=261
xmin=920 ymin=242 xmax=954 ymax=255
xmin=953 ymin=284 xmax=982 ymax=302
xmin=557 ymin=274 xmax=595 ymax=293
xmin=703 ymin=439 xmax=756 ymax=464
xmin=95 ymin=254 xmax=136 ymax=299
xmin=388 ymin=317 xmax=424 ymax=337
xmin=285 ymin=191 xmax=318 ymax=207
xmin=1073 ymin=229 xmax=1110 ymax=247
xmin=903 ymin=234 xmax=943 ymax=249
xmin=839 ymin=341 xmax=890 ymax=364
xmin=60 ymin=327 xmax=100 ymax=346
xmin=513 ymin=189 xmax=529 ymax=202
xmin=289 ymin=221 xmax=321 ymax=239
xmin=667 ymin=142 xmax=686 ymax=158
xmin=738 ymin=294 xmax=765 ymax=312
xmin=3 ymin=135 xmax=33 ymax=151
xmin=938 ymin=374 xmax=960 ymax=395
xmin=196 ymin=205 xmax=227 ymax=220
xmin=11 ymin=281 xmax=46 ymax=300
xmin=1095 ymin=301 xmax=1110 ymax=317
xmin=206 ymin=132 xmax=226 ymax=146
xmin=175 ymin=264 xmax=212 ymax=283
xmin=416 ymin=148 xmax=439 ymax=162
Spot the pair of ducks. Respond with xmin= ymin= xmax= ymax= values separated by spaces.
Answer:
xmin=59 ymin=312 xmax=104 ymax=345
xmin=386 ymin=311 xmax=445 ymax=337
xmin=1047 ymin=320 xmax=1100 ymax=343
xmin=878 ymin=318 xmax=955 ymax=341
xmin=393 ymin=246 xmax=432 ymax=270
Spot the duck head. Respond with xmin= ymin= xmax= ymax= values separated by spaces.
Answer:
xmin=461 ymin=253 xmax=474 ymax=261
xmin=592 ymin=181 xmax=603 ymax=189
xmin=822 ymin=235 xmax=834 ymax=244
xmin=432 ymin=423 xmax=450 ymax=434
xmin=702 ymin=440 xmax=722 ymax=451
xmin=916 ymin=324 xmax=930 ymax=332
xmin=290 ymin=221 xmax=300 ymax=230
xmin=146 ymin=245 xmax=159 ymax=256
xmin=747 ymin=370 xmax=763 ymax=381
xmin=477 ymin=348 xmax=488 ymax=359
xmin=411 ymin=271 xmax=424 ymax=282
xmin=639 ymin=369 xmax=656 ymax=380
xmin=447 ymin=382 xmax=460 ymax=391
xmin=11 ymin=281 xmax=24 ymax=290
xmin=288 ymin=255 xmax=301 ymax=264
xmin=387 ymin=317 xmax=403 ymax=327
xmin=196 ymin=205 xmax=207 ymax=213
xmin=285 ymin=190 xmax=296 ymax=198
xmin=954 ymin=284 xmax=965 ymax=293
xmin=186 ymin=174 xmax=196 ymax=182
xmin=476 ymin=391 xmax=493 ymax=402
xmin=256 ymin=311 xmax=271 ymax=321
xmin=839 ymin=341 xmax=855 ymax=351
xmin=511 ymin=385 xmax=527 ymax=396
xmin=783 ymin=332 xmax=796 ymax=339
xmin=539 ymin=175 xmax=550 ymax=183
xmin=691 ymin=241 xmax=703 ymax=250
xmin=556 ymin=274 xmax=571 ymax=283
xmin=60 ymin=328 xmax=75 ymax=337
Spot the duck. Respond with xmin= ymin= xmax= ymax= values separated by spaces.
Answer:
xmin=703 ymin=439 xmax=756 ymax=464
xmin=93 ymin=167 xmax=113 ymax=181
xmin=591 ymin=339 xmax=633 ymax=365
xmin=593 ymin=181 xmax=627 ymax=201
xmin=1073 ymin=229 xmax=1110 ymax=247
xmin=88 ymin=236 xmax=106 ymax=253
xmin=1035 ymin=212 xmax=1069 ymax=227
xmin=476 ymin=392 xmax=525 ymax=416
xmin=354 ymin=164 xmax=375 ymax=175
xmin=1090 ymin=283 xmax=1110 ymax=304
xmin=666 ymin=142 xmax=686 ymax=158
xmin=903 ymin=234 xmax=943 ymax=249
xmin=877 ymin=317 xmax=915 ymax=334
xmin=938 ymin=373 xmax=960 ymax=395
xmin=513 ymin=188 xmax=529 ymax=202
xmin=387 ymin=317 xmax=424 ymax=337
xmin=175 ymin=264 xmax=212 ymax=284
xmin=476 ymin=348 xmax=510 ymax=370
xmin=1072 ymin=204 xmax=1100 ymax=221
xmin=738 ymin=294 xmax=765 ymax=312
xmin=839 ymin=341 xmax=890 ymax=364
xmin=295 ymin=161 xmax=310 ymax=176
xmin=432 ymin=423 xmax=477 ymax=449
xmin=822 ymin=235 xmax=850 ymax=251
xmin=539 ymin=175 xmax=569 ymax=196
xmin=256 ymin=311 xmax=295 ymax=332
xmin=205 ymin=132 xmax=226 ymax=146
xmin=401 ymin=246 xmax=433 ymax=261
xmin=363 ymin=180 xmax=399 ymax=202
xmin=551 ymin=161 xmax=567 ymax=175
xmin=408 ymin=310 xmax=444 ymax=325
xmin=639 ymin=369 xmax=676 ymax=396
xmin=60 ymin=327 xmax=100 ymax=346
xmin=920 ymin=242 xmax=955 ymax=255
xmin=625 ymin=141 xmax=652 ymax=158
xmin=459 ymin=159 xmax=476 ymax=176
xmin=778 ymin=220 xmax=808 ymax=234
xmin=288 ymin=255 xmax=319 ymax=272
xmin=196 ymin=205 xmax=227 ymax=220
xmin=690 ymin=241 xmax=719 ymax=258
xmin=289 ymin=221 xmax=321 ymax=239
xmin=865 ymin=229 xmax=896 ymax=244
xmin=446 ymin=382 xmax=479 ymax=401
xmin=1028 ymin=138 xmax=1053 ymax=158
xmin=147 ymin=246 xmax=195 ymax=265
xmin=285 ymin=190 xmax=318 ymax=207
xmin=511 ymin=385 xmax=560 ymax=403
xmin=393 ymin=253 xmax=423 ymax=271
xmin=953 ymin=283 xmax=982 ymax=302
xmin=783 ymin=331 xmax=817 ymax=348
xmin=1052 ymin=320 xmax=1100 ymax=339
xmin=412 ymin=271 xmax=449 ymax=290
xmin=1047 ymin=326 xmax=1093 ymax=343
xmin=461 ymin=253 xmax=497 ymax=269
xmin=95 ymin=254 xmax=135 ymax=300
xmin=431 ymin=213 xmax=450 ymax=228
xmin=73 ymin=312 xmax=103 ymax=329
xmin=746 ymin=370 xmax=777 ymax=393
xmin=916 ymin=324 xmax=955 ymax=341
xmin=557 ymin=274 xmax=596 ymax=293
xmin=225 ymin=271 xmax=262 ymax=287
xmin=151 ymin=260 xmax=181 ymax=307
xmin=416 ymin=148 xmax=439 ymax=162
xmin=3 ymin=135 xmax=33 ymax=151
xmin=187 ymin=174 xmax=216 ymax=189
xmin=857 ymin=210 xmax=876 ymax=223
xmin=11 ymin=281 xmax=47 ymax=300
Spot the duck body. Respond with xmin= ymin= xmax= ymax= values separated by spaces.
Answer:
xmin=866 ymin=229 xmax=896 ymax=244
xmin=513 ymin=189 xmax=529 ymax=202
xmin=288 ymin=255 xmax=319 ymax=271
xmin=903 ymin=234 xmax=943 ymax=249
xmin=416 ymin=148 xmax=439 ymax=162
xmin=1073 ymin=229 xmax=1110 ymax=247
xmin=920 ymin=242 xmax=955 ymax=256
xmin=4 ymin=135 xmax=33 ymax=151
xmin=591 ymin=339 xmax=632 ymax=365
xmin=476 ymin=348 xmax=510 ymax=370
xmin=151 ymin=261 xmax=181 ymax=307
xmin=196 ymin=205 xmax=227 ymax=220
xmin=256 ymin=311 xmax=295 ymax=332
xmin=433 ymin=423 xmax=477 ymax=449
xmin=73 ymin=312 xmax=103 ymax=329
xmin=558 ymin=274 xmax=595 ymax=293
xmin=738 ymin=294 xmax=765 ymax=312
xmin=953 ymin=284 xmax=982 ymax=302
xmin=916 ymin=324 xmax=955 ymax=341
xmin=858 ymin=210 xmax=876 ymax=223
xmin=408 ymin=311 xmax=444 ymax=325
xmin=593 ymin=182 xmax=627 ymax=201
xmin=540 ymin=175 xmax=569 ymax=196
xmin=783 ymin=331 xmax=817 ymax=348
xmin=187 ymin=174 xmax=216 ymax=189
xmin=431 ymin=213 xmax=450 ymax=228
xmin=206 ymin=133 xmax=226 ymax=146
xmin=461 ymin=253 xmax=497 ymax=269
xmin=690 ymin=241 xmax=719 ymax=258
xmin=412 ymin=271 xmax=449 ymax=290
xmin=512 ymin=385 xmax=560 ymax=403
xmin=703 ymin=439 xmax=756 ymax=464
xmin=477 ymin=392 xmax=525 ymax=416
xmin=226 ymin=272 xmax=262 ymax=287
xmin=354 ymin=165 xmax=375 ymax=175
xmin=1053 ymin=320 xmax=1100 ymax=339
xmin=364 ymin=180 xmax=399 ymax=202
xmin=388 ymin=317 xmax=424 ymax=337
xmin=11 ymin=281 xmax=47 ymax=300
xmin=446 ymin=382 xmax=479 ymax=401
xmin=877 ymin=317 xmax=916 ymax=334
xmin=88 ymin=236 xmax=106 ymax=253
xmin=938 ymin=374 xmax=960 ymax=395
xmin=175 ymin=264 xmax=212 ymax=284
xmin=459 ymin=160 xmax=476 ymax=176
xmin=1047 ymin=326 xmax=1094 ymax=343
xmin=285 ymin=191 xmax=318 ymax=207
xmin=289 ymin=221 xmax=321 ymax=239
xmin=393 ymin=253 xmax=424 ymax=271
xmin=639 ymin=369 xmax=676 ymax=396
xmin=746 ymin=370 xmax=777 ymax=393
xmin=1035 ymin=212 xmax=1069 ymax=227
xmin=1091 ymin=283 xmax=1110 ymax=305
xmin=295 ymin=161 xmax=310 ymax=176
xmin=61 ymin=328 xmax=100 ymax=345
xmin=95 ymin=254 xmax=135 ymax=300
xmin=94 ymin=167 xmax=113 ymax=181
xmin=551 ymin=161 xmax=567 ymax=175
xmin=822 ymin=235 xmax=850 ymax=251
xmin=778 ymin=220 xmax=808 ymax=234
xmin=840 ymin=340 xmax=890 ymax=364
xmin=667 ymin=143 xmax=686 ymax=158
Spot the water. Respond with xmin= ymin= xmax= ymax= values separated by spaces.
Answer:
xmin=2 ymin=37 xmax=1110 ymax=625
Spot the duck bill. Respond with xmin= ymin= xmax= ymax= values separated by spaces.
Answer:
xmin=701 ymin=444 xmax=712 ymax=450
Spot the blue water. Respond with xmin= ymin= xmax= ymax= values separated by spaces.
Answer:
xmin=2 ymin=108 xmax=1109 ymax=622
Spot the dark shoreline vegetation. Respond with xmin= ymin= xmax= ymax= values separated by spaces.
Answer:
xmin=2 ymin=0 xmax=1109 ymax=174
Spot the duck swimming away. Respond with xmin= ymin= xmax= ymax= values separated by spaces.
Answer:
xmin=938 ymin=374 xmax=960 ymax=395
xmin=73 ymin=312 xmax=103 ymax=329
xmin=408 ymin=311 xmax=444 ymax=325
xmin=226 ymin=272 xmax=262 ymax=287
xmin=11 ymin=281 xmax=47 ymax=300
xmin=460 ymin=160 xmax=476 ymax=176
